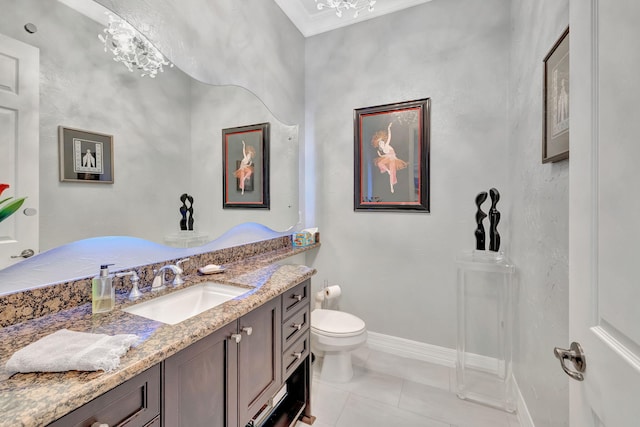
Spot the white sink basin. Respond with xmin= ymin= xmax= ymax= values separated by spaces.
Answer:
xmin=122 ymin=282 xmax=249 ymax=325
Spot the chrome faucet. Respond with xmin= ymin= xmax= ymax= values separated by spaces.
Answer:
xmin=152 ymin=265 xmax=181 ymax=291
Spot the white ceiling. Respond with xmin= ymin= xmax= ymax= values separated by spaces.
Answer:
xmin=274 ymin=0 xmax=434 ymax=37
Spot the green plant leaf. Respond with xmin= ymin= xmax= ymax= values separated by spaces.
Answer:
xmin=0 ymin=197 xmax=27 ymax=223
xmin=0 ymin=197 xmax=11 ymax=206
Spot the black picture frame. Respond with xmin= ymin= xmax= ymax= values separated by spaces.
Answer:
xmin=354 ymin=98 xmax=430 ymax=212
xmin=543 ymin=27 xmax=570 ymax=163
xmin=58 ymin=126 xmax=114 ymax=183
xmin=222 ymin=123 xmax=270 ymax=209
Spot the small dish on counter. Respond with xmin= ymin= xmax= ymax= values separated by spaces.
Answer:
xmin=198 ymin=264 xmax=226 ymax=275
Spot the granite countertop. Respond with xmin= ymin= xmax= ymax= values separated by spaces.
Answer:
xmin=0 ymin=245 xmax=317 ymax=427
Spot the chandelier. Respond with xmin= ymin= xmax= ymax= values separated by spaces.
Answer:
xmin=98 ymin=13 xmax=172 ymax=78
xmin=315 ymin=0 xmax=376 ymax=18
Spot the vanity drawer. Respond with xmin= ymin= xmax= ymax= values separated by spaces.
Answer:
xmin=282 ymin=334 xmax=309 ymax=379
xmin=282 ymin=280 xmax=309 ymax=321
xmin=47 ymin=364 xmax=160 ymax=427
xmin=282 ymin=305 xmax=310 ymax=351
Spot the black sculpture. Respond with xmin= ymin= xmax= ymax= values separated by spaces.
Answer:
xmin=186 ymin=195 xmax=194 ymax=231
xmin=488 ymin=188 xmax=501 ymax=252
xmin=179 ymin=193 xmax=195 ymax=231
xmin=474 ymin=191 xmax=488 ymax=250
xmin=179 ymin=193 xmax=188 ymax=231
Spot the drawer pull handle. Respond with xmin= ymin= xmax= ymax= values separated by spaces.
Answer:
xmin=242 ymin=326 xmax=253 ymax=336
xmin=230 ymin=333 xmax=242 ymax=344
xmin=291 ymin=294 xmax=303 ymax=302
xmin=292 ymin=323 xmax=303 ymax=331
xmin=91 ymin=423 xmax=109 ymax=427
xmin=292 ymin=352 xmax=303 ymax=360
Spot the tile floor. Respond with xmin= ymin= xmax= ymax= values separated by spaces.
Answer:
xmin=296 ymin=347 xmax=520 ymax=427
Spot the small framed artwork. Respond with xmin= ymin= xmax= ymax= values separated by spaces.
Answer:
xmin=58 ymin=126 xmax=114 ymax=183
xmin=543 ymin=27 xmax=570 ymax=163
xmin=354 ymin=98 xmax=430 ymax=212
xmin=222 ymin=122 xmax=270 ymax=209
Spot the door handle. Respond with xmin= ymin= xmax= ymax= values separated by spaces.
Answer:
xmin=554 ymin=341 xmax=586 ymax=381
xmin=11 ymin=249 xmax=34 ymax=259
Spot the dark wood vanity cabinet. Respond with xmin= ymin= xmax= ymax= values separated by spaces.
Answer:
xmin=163 ymin=295 xmax=283 ymax=427
xmin=238 ymin=297 xmax=282 ymax=426
xmin=163 ymin=321 xmax=239 ymax=427
xmin=47 ymin=364 xmax=161 ymax=427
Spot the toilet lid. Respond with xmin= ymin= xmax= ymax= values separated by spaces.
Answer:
xmin=311 ymin=309 xmax=366 ymax=337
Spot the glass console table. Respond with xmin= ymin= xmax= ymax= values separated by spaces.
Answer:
xmin=455 ymin=250 xmax=516 ymax=412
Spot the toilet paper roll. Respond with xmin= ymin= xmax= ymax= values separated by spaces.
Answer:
xmin=324 ymin=285 xmax=341 ymax=300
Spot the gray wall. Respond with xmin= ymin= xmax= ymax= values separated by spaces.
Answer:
xmin=305 ymin=0 xmax=511 ymax=348
xmin=508 ymin=0 xmax=569 ymax=426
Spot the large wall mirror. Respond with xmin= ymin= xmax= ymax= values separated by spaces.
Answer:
xmin=0 ymin=0 xmax=300 ymax=293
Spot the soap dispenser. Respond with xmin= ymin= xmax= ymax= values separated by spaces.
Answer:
xmin=92 ymin=264 xmax=115 ymax=314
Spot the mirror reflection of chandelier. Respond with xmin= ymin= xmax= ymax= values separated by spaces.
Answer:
xmin=314 ymin=0 xmax=376 ymax=18
xmin=98 ymin=13 xmax=173 ymax=78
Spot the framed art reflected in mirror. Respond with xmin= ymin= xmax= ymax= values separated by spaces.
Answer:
xmin=59 ymin=126 xmax=114 ymax=183
xmin=222 ymin=123 xmax=270 ymax=209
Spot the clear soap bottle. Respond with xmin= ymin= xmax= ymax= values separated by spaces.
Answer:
xmin=92 ymin=264 xmax=115 ymax=314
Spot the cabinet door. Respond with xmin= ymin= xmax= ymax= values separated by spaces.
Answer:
xmin=163 ymin=321 xmax=239 ymax=427
xmin=238 ymin=297 xmax=282 ymax=425
xmin=47 ymin=364 xmax=160 ymax=427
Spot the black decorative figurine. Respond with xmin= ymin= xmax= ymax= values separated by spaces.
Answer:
xmin=474 ymin=191 xmax=488 ymax=250
xmin=179 ymin=194 xmax=195 ymax=231
xmin=488 ymin=188 xmax=501 ymax=252
xmin=186 ymin=195 xmax=194 ymax=231
xmin=179 ymin=193 xmax=188 ymax=231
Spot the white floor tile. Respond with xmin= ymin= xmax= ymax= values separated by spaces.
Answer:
xmin=315 ymin=362 xmax=404 ymax=407
xmin=335 ymin=394 xmax=451 ymax=427
xmin=309 ymin=380 xmax=350 ymax=426
xmin=399 ymin=380 xmax=512 ymax=427
xmin=306 ymin=349 xmax=517 ymax=427
xmin=364 ymin=350 xmax=452 ymax=390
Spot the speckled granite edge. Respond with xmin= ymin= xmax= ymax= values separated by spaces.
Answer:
xmin=0 ymin=236 xmax=312 ymax=328
xmin=0 ymin=243 xmax=319 ymax=426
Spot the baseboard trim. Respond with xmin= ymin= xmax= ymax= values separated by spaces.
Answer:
xmin=366 ymin=331 xmax=501 ymax=372
xmin=366 ymin=331 xmax=534 ymax=425
xmin=513 ymin=376 xmax=535 ymax=427
xmin=366 ymin=331 xmax=457 ymax=367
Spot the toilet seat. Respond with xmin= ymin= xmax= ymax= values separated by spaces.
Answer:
xmin=311 ymin=309 xmax=366 ymax=338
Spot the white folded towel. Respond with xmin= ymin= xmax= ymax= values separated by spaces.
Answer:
xmin=5 ymin=329 xmax=139 ymax=374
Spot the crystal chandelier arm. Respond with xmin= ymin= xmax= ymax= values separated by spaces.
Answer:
xmin=98 ymin=12 xmax=172 ymax=78
xmin=315 ymin=0 xmax=376 ymax=18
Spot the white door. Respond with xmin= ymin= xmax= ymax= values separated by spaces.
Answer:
xmin=0 ymin=33 xmax=39 ymax=269
xmin=568 ymin=1 xmax=640 ymax=426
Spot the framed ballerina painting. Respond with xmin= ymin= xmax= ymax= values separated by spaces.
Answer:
xmin=354 ymin=98 xmax=430 ymax=212
xmin=222 ymin=122 xmax=270 ymax=209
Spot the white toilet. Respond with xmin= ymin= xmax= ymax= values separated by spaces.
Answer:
xmin=311 ymin=308 xmax=367 ymax=383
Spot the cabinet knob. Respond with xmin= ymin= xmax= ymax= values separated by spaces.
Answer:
xmin=230 ymin=333 xmax=242 ymax=344
xmin=291 ymin=323 xmax=303 ymax=331
xmin=242 ymin=326 xmax=253 ymax=336
xmin=292 ymin=352 xmax=302 ymax=360
xmin=291 ymin=294 xmax=302 ymax=302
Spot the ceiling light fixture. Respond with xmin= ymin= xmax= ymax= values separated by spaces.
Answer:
xmin=98 ymin=13 xmax=172 ymax=78
xmin=314 ymin=0 xmax=376 ymax=18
